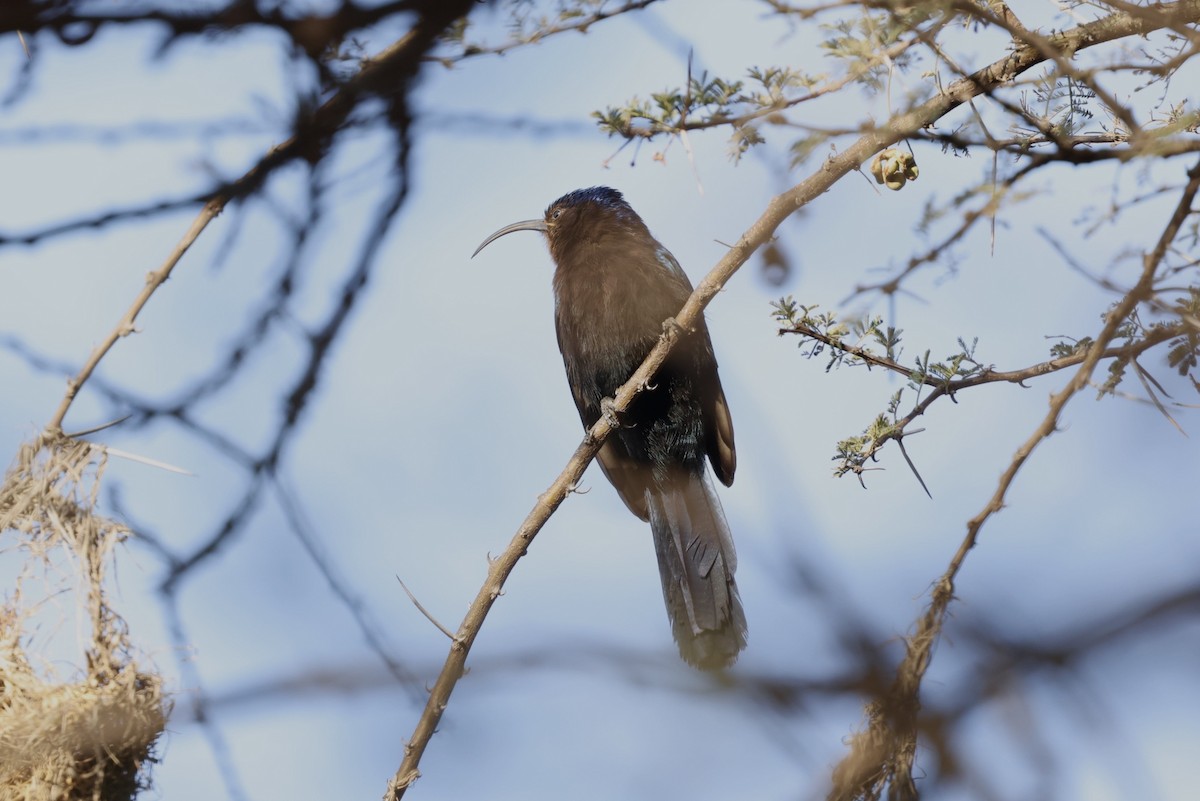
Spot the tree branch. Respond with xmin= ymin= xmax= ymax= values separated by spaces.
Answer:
xmin=782 ymin=317 xmax=1186 ymax=389
xmin=426 ymin=0 xmax=663 ymax=66
xmin=781 ymin=317 xmax=1188 ymax=475
xmin=826 ymin=154 xmax=1200 ymax=801
xmin=38 ymin=1 xmax=476 ymax=435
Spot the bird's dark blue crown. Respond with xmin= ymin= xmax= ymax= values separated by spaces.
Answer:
xmin=548 ymin=186 xmax=639 ymax=222
xmin=555 ymin=186 xmax=624 ymax=207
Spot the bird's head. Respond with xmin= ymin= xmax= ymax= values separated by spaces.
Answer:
xmin=472 ymin=186 xmax=646 ymax=261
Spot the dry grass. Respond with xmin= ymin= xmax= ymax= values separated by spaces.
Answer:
xmin=0 ymin=435 xmax=166 ymax=801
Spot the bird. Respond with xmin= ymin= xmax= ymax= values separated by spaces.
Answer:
xmin=473 ymin=186 xmax=746 ymax=670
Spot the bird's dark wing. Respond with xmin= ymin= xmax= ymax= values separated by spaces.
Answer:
xmin=651 ymin=251 xmax=737 ymax=488
xmin=705 ymin=377 xmax=736 ymax=487
xmin=689 ymin=328 xmax=735 ymax=487
xmin=596 ymin=439 xmax=651 ymax=521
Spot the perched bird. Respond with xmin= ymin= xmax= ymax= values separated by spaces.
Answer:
xmin=473 ymin=186 xmax=746 ymax=670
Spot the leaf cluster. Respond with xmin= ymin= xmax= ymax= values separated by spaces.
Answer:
xmin=773 ymin=297 xmax=990 ymax=479
xmin=594 ymin=66 xmax=819 ymax=161
xmin=1091 ymin=299 xmax=1200 ymax=402
xmin=1166 ymin=289 xmax=1200 ymax=391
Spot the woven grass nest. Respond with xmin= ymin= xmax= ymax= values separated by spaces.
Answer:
xmin=1 ymin=436 xmax=168 ymax=801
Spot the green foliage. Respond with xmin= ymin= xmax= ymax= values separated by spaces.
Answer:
xmin=594 ymin=66 xmax=818 ymax=161
xmin=592 ymin=6 xmax=929 ymax=160
xmin=1096 ymin=306 xmax=1150 ymax=398
xmin=789 ymin=132 xmax=831 ymax=169
xmin=833 ymin=413 xmax=900 ymax=479
xmin=819 ymin=13 xmax=915 ymax=92
xmin=772 ymin=297 xmax=895 ymax=370
xmin=1166 ymin=288 xmax=1200 ymax=386
xmin=1048 ymin=336 xmax=1093 ymax=360
xmin=920 ymin=337 xmax=985 ymax=388
xmin=1014 ymin=73 xmax=1100 ymax=140
xmin=774 ymin=297 xmax=992 ymax=479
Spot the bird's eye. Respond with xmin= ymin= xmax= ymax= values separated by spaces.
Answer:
xmin=551 ymin=208 xmax=563 ymax=220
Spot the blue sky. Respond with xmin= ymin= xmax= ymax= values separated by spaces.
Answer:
xmin=1 ymin=2 xmax=1198 ymax=800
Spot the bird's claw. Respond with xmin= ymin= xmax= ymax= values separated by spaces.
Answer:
xmin=662 ymin=317 xmax=688 ymax=337
xmin=600 ymin=396 xmax=622 ymax=428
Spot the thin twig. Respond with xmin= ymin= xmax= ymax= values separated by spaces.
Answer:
xmin=896 ymin=437 xmax=932 ymax=499
xmin=44 ymin=201 xmax=222 ymax=435
xmin=41 ymin=3 xmax=475 ymax=434
xmin=611 ymin=33 xmax=930 ymax=140
xmin=780 ymin=318 xmax=1186 ymax=390
xmin=63 ymin=413 xmax=133 ymax=439
xmin=101 ymin=447 xmax=194 ymax=475
xmin=1131 ymin=358 xmax=1188 ymax=434
xmin=424 ymin=0 xmax=662 ymax=66
xmin=271 ymin=473 xmax=425 ymax=699
xmin=395 ymin=576 xmax=456 ymax=641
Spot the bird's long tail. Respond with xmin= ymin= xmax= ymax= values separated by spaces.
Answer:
xmin=646 ymin=468 xmax=747 ymax=670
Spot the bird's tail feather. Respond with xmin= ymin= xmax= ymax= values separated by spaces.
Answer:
xmin=647 ymin=468 xmax=747 ymax=670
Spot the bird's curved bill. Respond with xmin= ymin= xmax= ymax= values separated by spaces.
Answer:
xmin=472 ymin=219 xmax=548 ymax=258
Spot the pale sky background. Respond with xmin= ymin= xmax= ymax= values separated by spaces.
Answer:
xmin=1 ymin=2 xmax=1197 ymax=800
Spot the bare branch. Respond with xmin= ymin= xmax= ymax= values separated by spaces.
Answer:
xmin=43 ymin=201 xmax=223 ymax=434
xmin=427 ymin=0 xmax=663 ymax=66
xmin=37 ymin=1 xmax=476 ymax=432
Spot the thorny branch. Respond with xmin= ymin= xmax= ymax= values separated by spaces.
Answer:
xmin=600 ymin=32 xmax=933 ymax=140
xmin=43 ymin=204 xmax=221 ymax=434
xmin=778 ymin=318 xmax=1191 ymax=470
xmin=825 ymin=156 xmax=1200 ymax=801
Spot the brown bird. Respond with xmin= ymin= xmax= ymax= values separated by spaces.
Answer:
xmin=474 ymin=187 xmax=746 ymax=670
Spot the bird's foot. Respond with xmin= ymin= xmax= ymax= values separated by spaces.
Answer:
xmin=600 ymin=396 xmax=628 ymax=429
xmin=662 ymin=317 xmax=688 ymax=338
